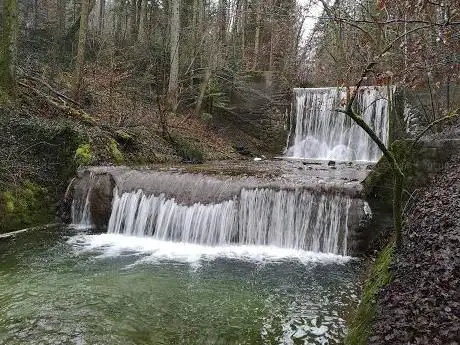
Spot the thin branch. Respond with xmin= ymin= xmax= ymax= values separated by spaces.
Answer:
xmin=20 ymin=74 xmax=82 ymax=107
xmin=345 ymin=62 xmax=377 ymax=113
xmin=403 ymin=189 xmax=420 ymax=215
xmin=18 ymin=141 xmax=59 ymax=157
xmin=411 ymin=110 xmax=459 ymax=150
xmin=323 ymin=17 xmax=460 ymax=27
xmin=18 ymin=81 xmax=97 ymax=126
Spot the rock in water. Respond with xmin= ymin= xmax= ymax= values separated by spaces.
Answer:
xmin=89 ymin=174 xmax=116 ymax=229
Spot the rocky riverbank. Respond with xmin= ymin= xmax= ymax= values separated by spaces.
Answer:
xmin=369 ymin=152 xmax=460 ymax=344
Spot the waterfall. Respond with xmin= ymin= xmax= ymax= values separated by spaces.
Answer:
xmin=286 ymin=86 xmax=392 ymax=162
xmin=71 ymin=172 xmax=95 ymax=227
xmin=107 ymin=188 xmax=352 ymax=255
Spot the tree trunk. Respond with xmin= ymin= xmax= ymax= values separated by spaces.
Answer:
xmin=99 ymin=0 xmax=105 ymax=34
xmin=191 ymin=0 xmax=197 ymax=55
xmin=34 ymin=0 xmax=38 ymax=29
xmin=194 ymin=67 xmax=212 ymax=117
xmin=64 ymin=0 xmax=96 ymax=41
xmin=137 ymin=0 xmax=147 ymax=42
xmin=241 ymin=0 xmax=246 ymax=66
xmin=197 ymin=0 xmax=203 ymax=36
xmin=218 ymin=0 xmax=227 ymax=42
xmin=189 ymin=0 xmax=198 ymax=85
xmin=53 ymin=0 xmax=66 ymax=76
xmin=135 ymin=0 xmax=142 ymax=37
xmin=197 ymin=0 xmax=204 ymax=66
xmin=232 ymin=0 xmax=241 ymax=35
xmin=73 ymin=0 xmax=91 ymax=100
xmin=114 ymin=0 xmax=122 ymax=43
xmin=268 ymin=0 xmax=274 ymax=71
xmin=340 ymin=64 xmax=405 ymax=246
xmin=167 ymin=0 xmax=180 ymax=111
xmin=130 ymin=0 xmax=137 ymax=41
xmin=57 ymin=0 xmax=66 ymax=33
xmin=253 ymin=0 xmax=261 ymax=70
xmin=0 ymin=0 xmax=18 ymax=99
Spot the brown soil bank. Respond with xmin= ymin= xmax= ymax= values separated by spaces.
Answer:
xmin=369 ymin=153 xmax=460 ymax=344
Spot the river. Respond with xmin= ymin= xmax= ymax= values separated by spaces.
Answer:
xmin=0 ymin=225 xmax=359 ymax=345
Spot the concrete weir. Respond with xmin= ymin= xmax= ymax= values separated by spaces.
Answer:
xmin=67 ymin=160 xmax=376 ymax=256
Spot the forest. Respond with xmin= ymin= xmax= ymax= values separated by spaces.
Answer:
xmin=1 ymin=0 xmax=457 ymax=122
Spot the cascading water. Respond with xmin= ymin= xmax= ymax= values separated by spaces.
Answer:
xmin=71 ymin=172 xmax=95 ymax=227
xmin=63 ymin=168 xmax=366 ymax=343
xmin=286 ymin=86 xmax=392 ymax=162
xmin=106 ymin=187 xmax=352 ymax=255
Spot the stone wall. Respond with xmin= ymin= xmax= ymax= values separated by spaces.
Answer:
xmin=364 ymin=139 xmax=460 ymax=209
xmin=210 ymin=71 xmax=290 ymax=156
xmin=356 ymin=138 xmax=460 ymax=254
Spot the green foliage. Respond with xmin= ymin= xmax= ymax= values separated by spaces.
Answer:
xmin=207 ymin=78 xmax=231 ymax=111
xmin=114 ymin=129 xmax=134 ymax=144
xmin=172 ymin=136 xmax=204 ymax=163
xmin=0 ymin=0 xmax=17 ymax=99
xmin=345 ymin=243 xmax=394 ymax=345
xmin=200 ymin=112 xmax=213 ymax=122
xmin=0 ymin=90 xmax=13 ymax=105
xmin=4 ymin=192 xmax=15 ymax=212
xmin=0 ymin=181 xmax=54 ymax=233
xmin=74 ymin=143 xmax=93 ymax=166
xmin=109 ymin=139 xmax=124 ymax=164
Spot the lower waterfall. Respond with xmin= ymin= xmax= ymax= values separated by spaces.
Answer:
xmin=106 ymin=188 xmax=352 ymax=255
xmin=71 ymin=172 xmax=94 ymax=228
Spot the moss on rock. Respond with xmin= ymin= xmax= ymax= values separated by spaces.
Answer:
xmin=109 ymin=139 xmax=124 ymax=164
xmin=0 ymin=111 xmax=84 ymax=232
xmin=0 ymin=180 xmax=54 ymax=233
xmin=74 ymin=143 xmax=93 ymax=166
xmin=345 ymin=242 xmax=394 ymax=345
xmin=114 ymin=129 xmax=134 ymax=145
xmin=363 ymin=140 xmax=417 ymax=210
xmin=171 ymin=135 xmax=204 ymax=163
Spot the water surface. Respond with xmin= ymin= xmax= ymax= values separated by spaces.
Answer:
xmin=0 ymin=226 xmax=360 ymax=345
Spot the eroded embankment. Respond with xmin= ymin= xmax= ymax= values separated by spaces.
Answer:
xmin=367 ymin=153 xmax=460 ymax=344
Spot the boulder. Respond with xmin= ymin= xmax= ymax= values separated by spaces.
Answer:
xmin=89 ymin=174 xmax=115 ymax=229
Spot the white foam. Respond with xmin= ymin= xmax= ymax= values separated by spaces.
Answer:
xmin=107 ymin=188 xmax=352 ymax=256
xmin=67 ymin=234 xmax=353 ymax=265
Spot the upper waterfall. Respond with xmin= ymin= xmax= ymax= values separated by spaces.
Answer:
xmin=286 ymin=86 xmax=392 ymax=162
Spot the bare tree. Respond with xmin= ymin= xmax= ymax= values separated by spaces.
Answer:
xmin=0 ymin=0 xmax=18 ymax=100
xmin=73 ymin=0 xmax=91 ymax=100
xmin=307 ymin=0 xmax=460 ymax=117
xmin=339 ymin=62 xmax=405 ymax=245
xmin=167 ymin=0 xmax=180 ymax=111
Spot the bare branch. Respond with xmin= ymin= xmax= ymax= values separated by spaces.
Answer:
xmin=345 ymin=62 xmax=377 ymax=113
xmin=411 ymin=110 xmax=460 ymax=149
xmin=321 ymin=16 xmax=460 ymax=27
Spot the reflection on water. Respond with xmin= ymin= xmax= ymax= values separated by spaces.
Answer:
xmin=0 ymin=226 xmax=360 ymax=345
